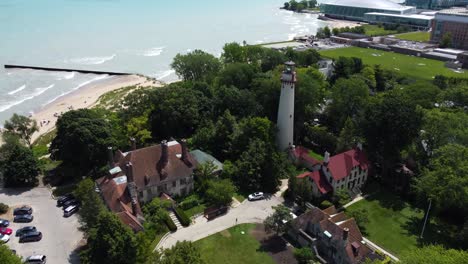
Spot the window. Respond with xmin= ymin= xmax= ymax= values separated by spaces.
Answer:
xmin=172 ymin=181 xmax=177 ymax=187
xmin=180 ymin=178 xmax=186 ymax=185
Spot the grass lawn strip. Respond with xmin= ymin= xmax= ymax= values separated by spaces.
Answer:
xmin=319 ymin=47 xmax=468 ymax=81
xmin=362 ymin=25 xmax=398 ymax=36
xmin=345 ymin=190 xmax=425 ymax=256
xmin=395 ymin=31 xmax=430 ymax=42
xmin=194 ymin=224 xmax=275 ymax=264
xmin=308 ymin=150 xmax=324 ymax=161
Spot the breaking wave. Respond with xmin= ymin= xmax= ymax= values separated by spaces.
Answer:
xmin=0 ymin=84 xmax=55 ymax=112
xmin=66 ymin=54 xmax=116 ymax=65
xmin=7 ymin=84 xmax=26 ymax=95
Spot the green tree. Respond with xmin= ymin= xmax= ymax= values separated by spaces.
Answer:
xmin=400 ymin=245 xmax=468 ymax=264
xmin=221 ymin=42 xmax=245 ymax=64
xmin=294 ymin=247 xmax=316 ymax=264
xmin=194 ymin=161 xmax=218 ymax=193
xmin=336 ymin=118 xmax=362 ymax=152
xmin=264 ymin=205 xmax=293 ymax=234
xmin=159 ymin=241 xmax=205 ymax=264
xmin=403 ymin=81 xmax=441 ymax=109
xmin=82 ymin=211 xmax=137 ymax=264
xmin=143 ymin=198 xmax=171 ymax=234
xmin=0 ymin=244 xmax=23 ymax=264
xmin=346 ymin=208 xmax=369 ymax=232
xmin=211 ymin=85 xmax=261 ymax=118
xmin=301 ymin=125 xmax=337 ymax=155
xmin=0 ymin=139 xmax=39 ymax=187
xmin=323 ymin=26 xmax=331 ymax=38
xmin=3 ymin=113 xmax=38 ymax=147
xmin=50 ymin=109 xmax=116 ymax=175
xmin=438 ymin=84 xmax=468 ymax=108
xmin=414 ymin=144 xmax=468 ymax=216
xmin=73 ymin=178 xmax=106 ymax=232
xmin=439 ymin=32 xmax=452 ymax=48
xmin=333 ymin=188 xmax=351 ymax=207
xmin=251 ymin=73 xmax=281 ymax=121
xmin=217 ymin=63 xmax=257 ymax=89
xmin=171 ymin=50 xmax=221 ymax=82
xmin=126 ymin=115 xmax=152 ymax=146
xmin=361 ymin=66 xmax=376 ymax=89
xmin=284 ymin=2 xmax=290 ymax=9
xmin=205 ymin=179 xmax=236 ymax=206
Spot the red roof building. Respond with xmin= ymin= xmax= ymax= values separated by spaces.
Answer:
xmin=96 ymin=139 xmax=197 ymax=232
xmin=295 ymin=145 xmax=370 ymax=198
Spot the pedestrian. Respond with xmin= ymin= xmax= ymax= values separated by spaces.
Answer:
xmin=236 ymin=218 xmax=238 ymax=224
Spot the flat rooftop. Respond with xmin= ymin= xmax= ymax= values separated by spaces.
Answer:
xmin=437 ymin=8 xmax=468 ymax=17
xmin=365 ymin=12 xmax=434 ymax=20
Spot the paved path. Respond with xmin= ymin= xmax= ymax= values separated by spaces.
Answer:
xmin=363 ymin=237 xmax=400 ymax=262
xmin=343 ymin=194 xmax=370 ymax=208
xmin=157 ymin=180 xmax=289 ymax=250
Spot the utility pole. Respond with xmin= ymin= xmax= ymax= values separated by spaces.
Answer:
xmin=420 ymin=198 xmax=432 ymax=239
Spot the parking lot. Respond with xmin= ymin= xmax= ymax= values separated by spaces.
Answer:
xmin=0 ymin=187 xmax=83 ymax=263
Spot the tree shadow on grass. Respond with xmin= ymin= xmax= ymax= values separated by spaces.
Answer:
xmin=403 ymin=215 xmax=461 ymax=249
xmin=365 ymin=189 xmax=406 ymax=212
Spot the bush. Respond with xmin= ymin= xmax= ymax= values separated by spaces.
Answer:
xmin=174 ymin=207 xmax=191 ymax=227
xmin=319 ymin=200 xmax=333 ymax=209
xmin=0 ymin=203 xmax=8 ymax=214
xmin=165 ymin=215 xmax=177 ymax=232
xmin=179 ymin=196 xmax=200 ymax=210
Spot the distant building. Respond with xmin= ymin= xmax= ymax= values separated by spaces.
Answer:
xmin=97 ymin=139 xmax=198 ymax=231
xmin=320 ymin=0 xmax=416 ymax=21
xmin=294 ymin=145 xmax=369 ymax=198
xmin=431 ymin=8 xmax=468 ymax=49
xmin=288 ymin=205 xmax=382 ymax=264
xmin=406 ymin=0 xmax=468 ymax=9
xmin=277 ymin=61 xmax=296 ymax=151
xmin=458 ymin=52 xmax=468 ymax=68
xmin=364 ymin=12 xmax=433 ymax=28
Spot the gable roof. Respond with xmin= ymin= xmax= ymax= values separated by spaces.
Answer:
xmin=327 ymin=148 xmax=369 ymax=181
xmin=114 ymin=140 xmax=197 ymax=190
xmin=297 ymin=171 xmax=332 ymax=194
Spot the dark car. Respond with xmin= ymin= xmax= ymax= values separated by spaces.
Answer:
xmin=62 ymin=199 xmax=80 ymax=208
xmin=14 ymin=214 xmax=34 ymax=223
xmin=0 ymin=218 xmax=10 ymax=227
xmin=19 ymin=231 xmax=42 ymax=243
xmin=57 ymin=194 xmax=74 ymax=207
xmin=16 ymin=226 xmax=37 ymax=237
xmin=13 ymin=206 xmax=33 ymax=215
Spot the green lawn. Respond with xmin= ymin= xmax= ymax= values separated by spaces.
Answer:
xmin=395 ymin=31 xmax=431 ymax=42
xmin=308 ymin=150 xmax=324 ymax=161
xmin=363 ymin=25 xmax=398 ymax=36
xmin=345 ymin=190 xmax=425 ymax=256
xmin=319 ymin=47 xmax=468 ymax=81
xmin=184 ymin=204 xmax=207 ymax=218
xmin=194 ymin=224 xmax=275 ymax=264
xmin=233 ymin=193 xmax=246 ymax=203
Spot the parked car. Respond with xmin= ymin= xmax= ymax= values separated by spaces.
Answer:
xmin=19 ymin=231 xmax=42 ymax=243
xmin=57 ymin=194 xmax=74 ymax=207
xmin=62 ymin=199 xmax=80 ymax=209
xmin=16 ymin=226 xmax=36 ymax=237
xmin=0 ymin=218 xmax=10 ymax=227
xmin=248 ymin=192 xmax=265 ymax=201
xmin=0 ymin=227 xmax=12 ymax=235
xmin=0 ymin=234 xmax=10 ymax=243
xmin=13 ymin=206 xmax=33 ymax=215
xmin=63 ymin=205 xmax=79 ymax=217
xmin=14 ymin=214 xmax=34 ymax=223
xmin=26 ymin=255 xmax=47 ymax=264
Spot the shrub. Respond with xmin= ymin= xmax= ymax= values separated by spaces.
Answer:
xmin=319 ymin=200 xmax=333 ymax=209
xmin=179 ymin=196 xmax=200 ymax=210
xmin=174 ymin=207 xmax=191 ymax=227
xmin=165 ymin=215 xmax=177 ymax=232
xmin=0 ymin=203 xmax=8 ymax=214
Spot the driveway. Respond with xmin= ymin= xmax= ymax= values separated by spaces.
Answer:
xmin=158 ymin=193 xmax=284 ymax=249
xmin=0 ymin=187 xmax=83 ymax=263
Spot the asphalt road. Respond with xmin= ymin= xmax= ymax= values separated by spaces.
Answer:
xmin=0 ymin=187 xmax=83 ymax=264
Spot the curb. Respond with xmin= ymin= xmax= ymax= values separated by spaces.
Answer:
xmin=154 ymin=231 xmax=171 ymax=251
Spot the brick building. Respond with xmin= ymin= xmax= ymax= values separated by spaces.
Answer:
xmin=431 ymin=8 xmax=468 ymax=50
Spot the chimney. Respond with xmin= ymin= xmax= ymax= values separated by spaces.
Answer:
xmin=158 ymin=140 xmax=169 ymax=179
xmin=131 ymin=198 xmax=141 ymax=216
xmin=343 ymin=227 xmax=349 ymax=241
xmin=130 ymin=137 xmax=137 ymax=151
xmin=126 ymin=162 xmax=134 ymax=183
xmin=357 ymin=142 xmax=363 ymax=151
xmin=107 ymin=147 xmax=114 ymax=167
xmin=324 ymin=151 xmax=330 ymax=165
xmin=180 ymin=139 xmax=192 ymax=167
xmin=144 ymin=175 xmax=150 ymax=186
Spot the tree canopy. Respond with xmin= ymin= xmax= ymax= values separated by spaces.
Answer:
xmin=2 ymin=113 xmax=38 ymax=147
xmin=264 ymin=204 xmax=293 ymax=234
xmin=0 ymin=138 xmax=39 ymax=187
xmin=171 ymin=50 xmax=221 ymax=82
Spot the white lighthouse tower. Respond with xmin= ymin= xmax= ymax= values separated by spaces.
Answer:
xmin=276 ymin=61 xmax=296 ymax=151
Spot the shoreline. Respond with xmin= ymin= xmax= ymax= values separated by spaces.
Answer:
xmin=13 ymin=74 xmax=160 ymax=144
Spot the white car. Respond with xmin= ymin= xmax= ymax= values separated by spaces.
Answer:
xmin=248 ymin=192 xmax=265 ymax=201
xmin=0 ymin=234 xmax=10 ymax=243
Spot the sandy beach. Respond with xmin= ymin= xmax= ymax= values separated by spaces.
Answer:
xmin=26 ymin=74 xmax=159 ymax=143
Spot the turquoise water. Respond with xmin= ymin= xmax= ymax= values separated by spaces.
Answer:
xmin=0 ymin=0 xmax=329 ymax=124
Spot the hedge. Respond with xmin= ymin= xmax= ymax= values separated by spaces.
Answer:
xmin=165 ymin=215 xmax=177 ymax=232
xmin=0 ymin=203 xmax=8 ymax=214
xmin=174 ymin=207 xmax=191 ymax=227
xmin=179 ymin=196 xmax=200 ymax=210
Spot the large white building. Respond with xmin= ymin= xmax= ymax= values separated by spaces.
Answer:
xmin=276 ymin=61 xmax=296 ymax=151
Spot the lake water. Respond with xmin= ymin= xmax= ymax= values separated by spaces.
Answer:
xmin=0 ymin=0 xmax=329 ymax=124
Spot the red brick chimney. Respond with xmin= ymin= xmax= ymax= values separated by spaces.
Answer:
xmin=158 ymin=140 xmax=169 ymax=179
xmin=343 ymin=227 xmax=349 ymax=241
xmin=107 ymin=146 xmax=114 ymax=168
xmin=131 ymin=198 xmax=141 ymax=216
xmin=126 ymin=162 xmax=134 ymax=183
xmin=180 ymin=139 xmax=192 ymax=167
